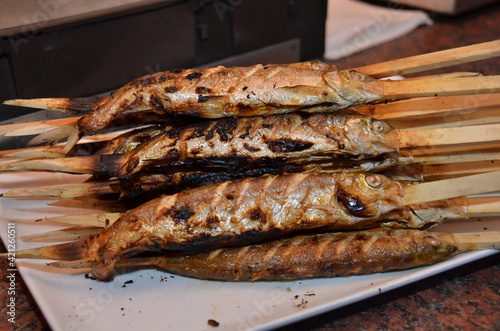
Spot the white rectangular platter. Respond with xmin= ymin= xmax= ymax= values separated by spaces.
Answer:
xmin=0 ymin=171 xmax=498 ymax=331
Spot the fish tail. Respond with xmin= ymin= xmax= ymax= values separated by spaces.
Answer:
xmin=0 ymin=240 xmax=92 ymax=261
xmin=3 ymin=96 xmax=107 ymax=115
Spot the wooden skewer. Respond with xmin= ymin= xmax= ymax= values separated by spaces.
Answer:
xmin=399 ymin=123 xmax=500 ymax=148
xmin=371 ymin=93 xmax=500 ymax=121
xmin=382 ymin=75 xmax=500 ymax=100
xmin=354 ymin=39 xmax=500 ymax=78
xmin=20 ymin=226 xmax=103 ymax=242
xmin=422 ymin=160 xmax=500 ymax=181
xmin=400 ymin=72 xmax=482 ymax=81
xmin=439 ymin=231 xmax=500 ymax=251
xmin=403 ymin=142 xmax=500 ymax=158
xmin=402 ymin=170 xmax=500 ymax=205
xmin=389 ymin=107 xmax=500 ymax=130
xmin=0 ymin=179 xmax=121 ymax=198
xmin=414 ymin=151 xmax=500 ymax=165
xmin=48 ymin=198 xmax=126 ymax=212
xmin=0 ymin=117 xmax=79 ymax=136
xmin=40 ymin=212 xmax=122 ymax=227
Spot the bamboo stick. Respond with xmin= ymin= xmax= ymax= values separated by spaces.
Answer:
xmin=402 ymin=171 xmax=500 ymax=205
xmin=1 ymin=180 xmax=121 ymax=198
xmin=422 ymin=160 xmax=500 ymax=181
xmin=467 ymin=196 xmax=500 ymax=217
xmin=354 ymin=39 xmax=500 ymax=78
xmin=399 ymin=123 xmax=500 ymax=149
xmin=41 ymin=212 xmax=122 ymax=227
xmin=439 ymin=231 xmax=500 ymax=250
xmin=20 ymin=226 xmax=103 ymax=242
xmin=390 ymin=107 xmax=500 ymax=130
xmin=382 ymin=76 xmax=500 ymax=100
xmin=0 ymin=117 xmax=79 ymax=136
xmin=372 ymin=93 xmax=500 ymax=120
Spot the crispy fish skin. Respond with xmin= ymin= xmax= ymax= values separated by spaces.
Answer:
xmin=77 ymin=63 xmax=384 ymax=136
xmin=117 ymin=113 xmax=399 ymax=178
xmin=144 ymin=228 xmax=458 ymax=281
xmin=88 ymin=172 xmax=404 ymax=280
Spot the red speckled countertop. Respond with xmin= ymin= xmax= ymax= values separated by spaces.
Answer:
xmin=1 ymin=1 xmax=499 ymax=330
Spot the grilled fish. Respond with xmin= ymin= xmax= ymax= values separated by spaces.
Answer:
xmin=137 ymin=228 xmax=459 ymax=281
xmin=6 ymin=62 xmax=383 ymax=151
xmin=0 ymin=113 xmax=399 ymax=178
xmin=116 ymin=113 xmax=398 ymax=179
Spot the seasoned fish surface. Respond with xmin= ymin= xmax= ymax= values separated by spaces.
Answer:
xmin=118 ymin=113 xmax=399 ymax=178
xmin=78 ymin=63 xmax=384 ymax=135
xmin=151 ymin=229 xmax=458 ymax=281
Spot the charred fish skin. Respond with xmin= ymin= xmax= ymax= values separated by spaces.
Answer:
xmin=77 ymin=63 xmax=384 ymax=136
xmin=90 ymin=172 xmax=404 ymax=280
xmin=151 ymin=229 xmax=458 ymax=281
xmin=117 ymin=113 xmax=399 ymax=179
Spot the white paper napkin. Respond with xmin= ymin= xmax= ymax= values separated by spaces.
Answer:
xmin=324 ymin=0 xmax=432 ymax=60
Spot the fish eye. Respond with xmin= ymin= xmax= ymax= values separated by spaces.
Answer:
xmin=365 ymin=174 xmax=382 ymax=188
xmin=372 ymin=120 xmax=386 ymax=132
xmin=349 ymin=71 xmax=365 ymax=81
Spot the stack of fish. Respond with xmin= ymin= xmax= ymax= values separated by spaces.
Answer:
xmin=0 ymin=40 xmax=500 ymax=282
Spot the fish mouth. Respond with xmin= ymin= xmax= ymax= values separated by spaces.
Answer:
xmin=378 ymin=129 xmax=401 ymax=154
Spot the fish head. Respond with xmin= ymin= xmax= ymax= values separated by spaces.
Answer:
xmin=318 ymin=114 xmax=400 ymax=157
xmin=336 ymin=172 xmax=404 ymax=218
xmin=323 ymin=69 xmax=384 ymax=104
xmin=347 ymin=116 xmax=401 ymax=156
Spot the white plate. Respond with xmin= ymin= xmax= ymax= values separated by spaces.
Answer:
xmin=0 ymin=172 xmax=498 ymax=331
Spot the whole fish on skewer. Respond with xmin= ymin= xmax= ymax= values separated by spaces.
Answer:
xmin=6 ymin=170 xmax=500 ymax=281
xmin=4 ymin=61 xmax=499 ymax=152
xmin=1 ymin=113 xmax=499 ymax=178
xmin=50 ymin=228 xmax=500 ymax=281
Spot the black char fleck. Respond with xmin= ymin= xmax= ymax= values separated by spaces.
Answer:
xmin=198 ymin=95 xmax=220 ymax=103
xmin=337 ymin=188 xmax=369 ymax=217
xmin=164 ymin=86 xmax=179 ymax=93
xmin=169 ymin=206 xmax=195 ymax=224
xmin=186 ymin=72 xmax=203 ymax=80
xmin=264 ymin=139 xmax=313 ymax=153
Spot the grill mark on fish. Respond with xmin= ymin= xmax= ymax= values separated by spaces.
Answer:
xmin=197 ymin=95 xmax=221 ymax=103
xmin=264 ymin=139 xmax=314 ymax=153
xmin=281 ymin=243 xmax=296 ymax=260
xmin=315 ymin=237 xmax=332 ymax=260
xmin=361 ymin=231 xmax=380 ymax=253
xmin=236 ymin=246 xmax=250 ymax=261
xmin=263 ymin=242 xmax=282 ymax=260
xmin=243 ymin=143 xmax=261 ymax=152
xmin=204 ymin=118 xmax=237 ymax=142
xmin=233 ymin=179 xmax=252 ymax=214
xmin=334 ymin=236 xmax=350 ymax=256
xmin=239 ymin=124 xmax=252 ymax=139
xmin=211 ymin=181 xmax=229 ymax=210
